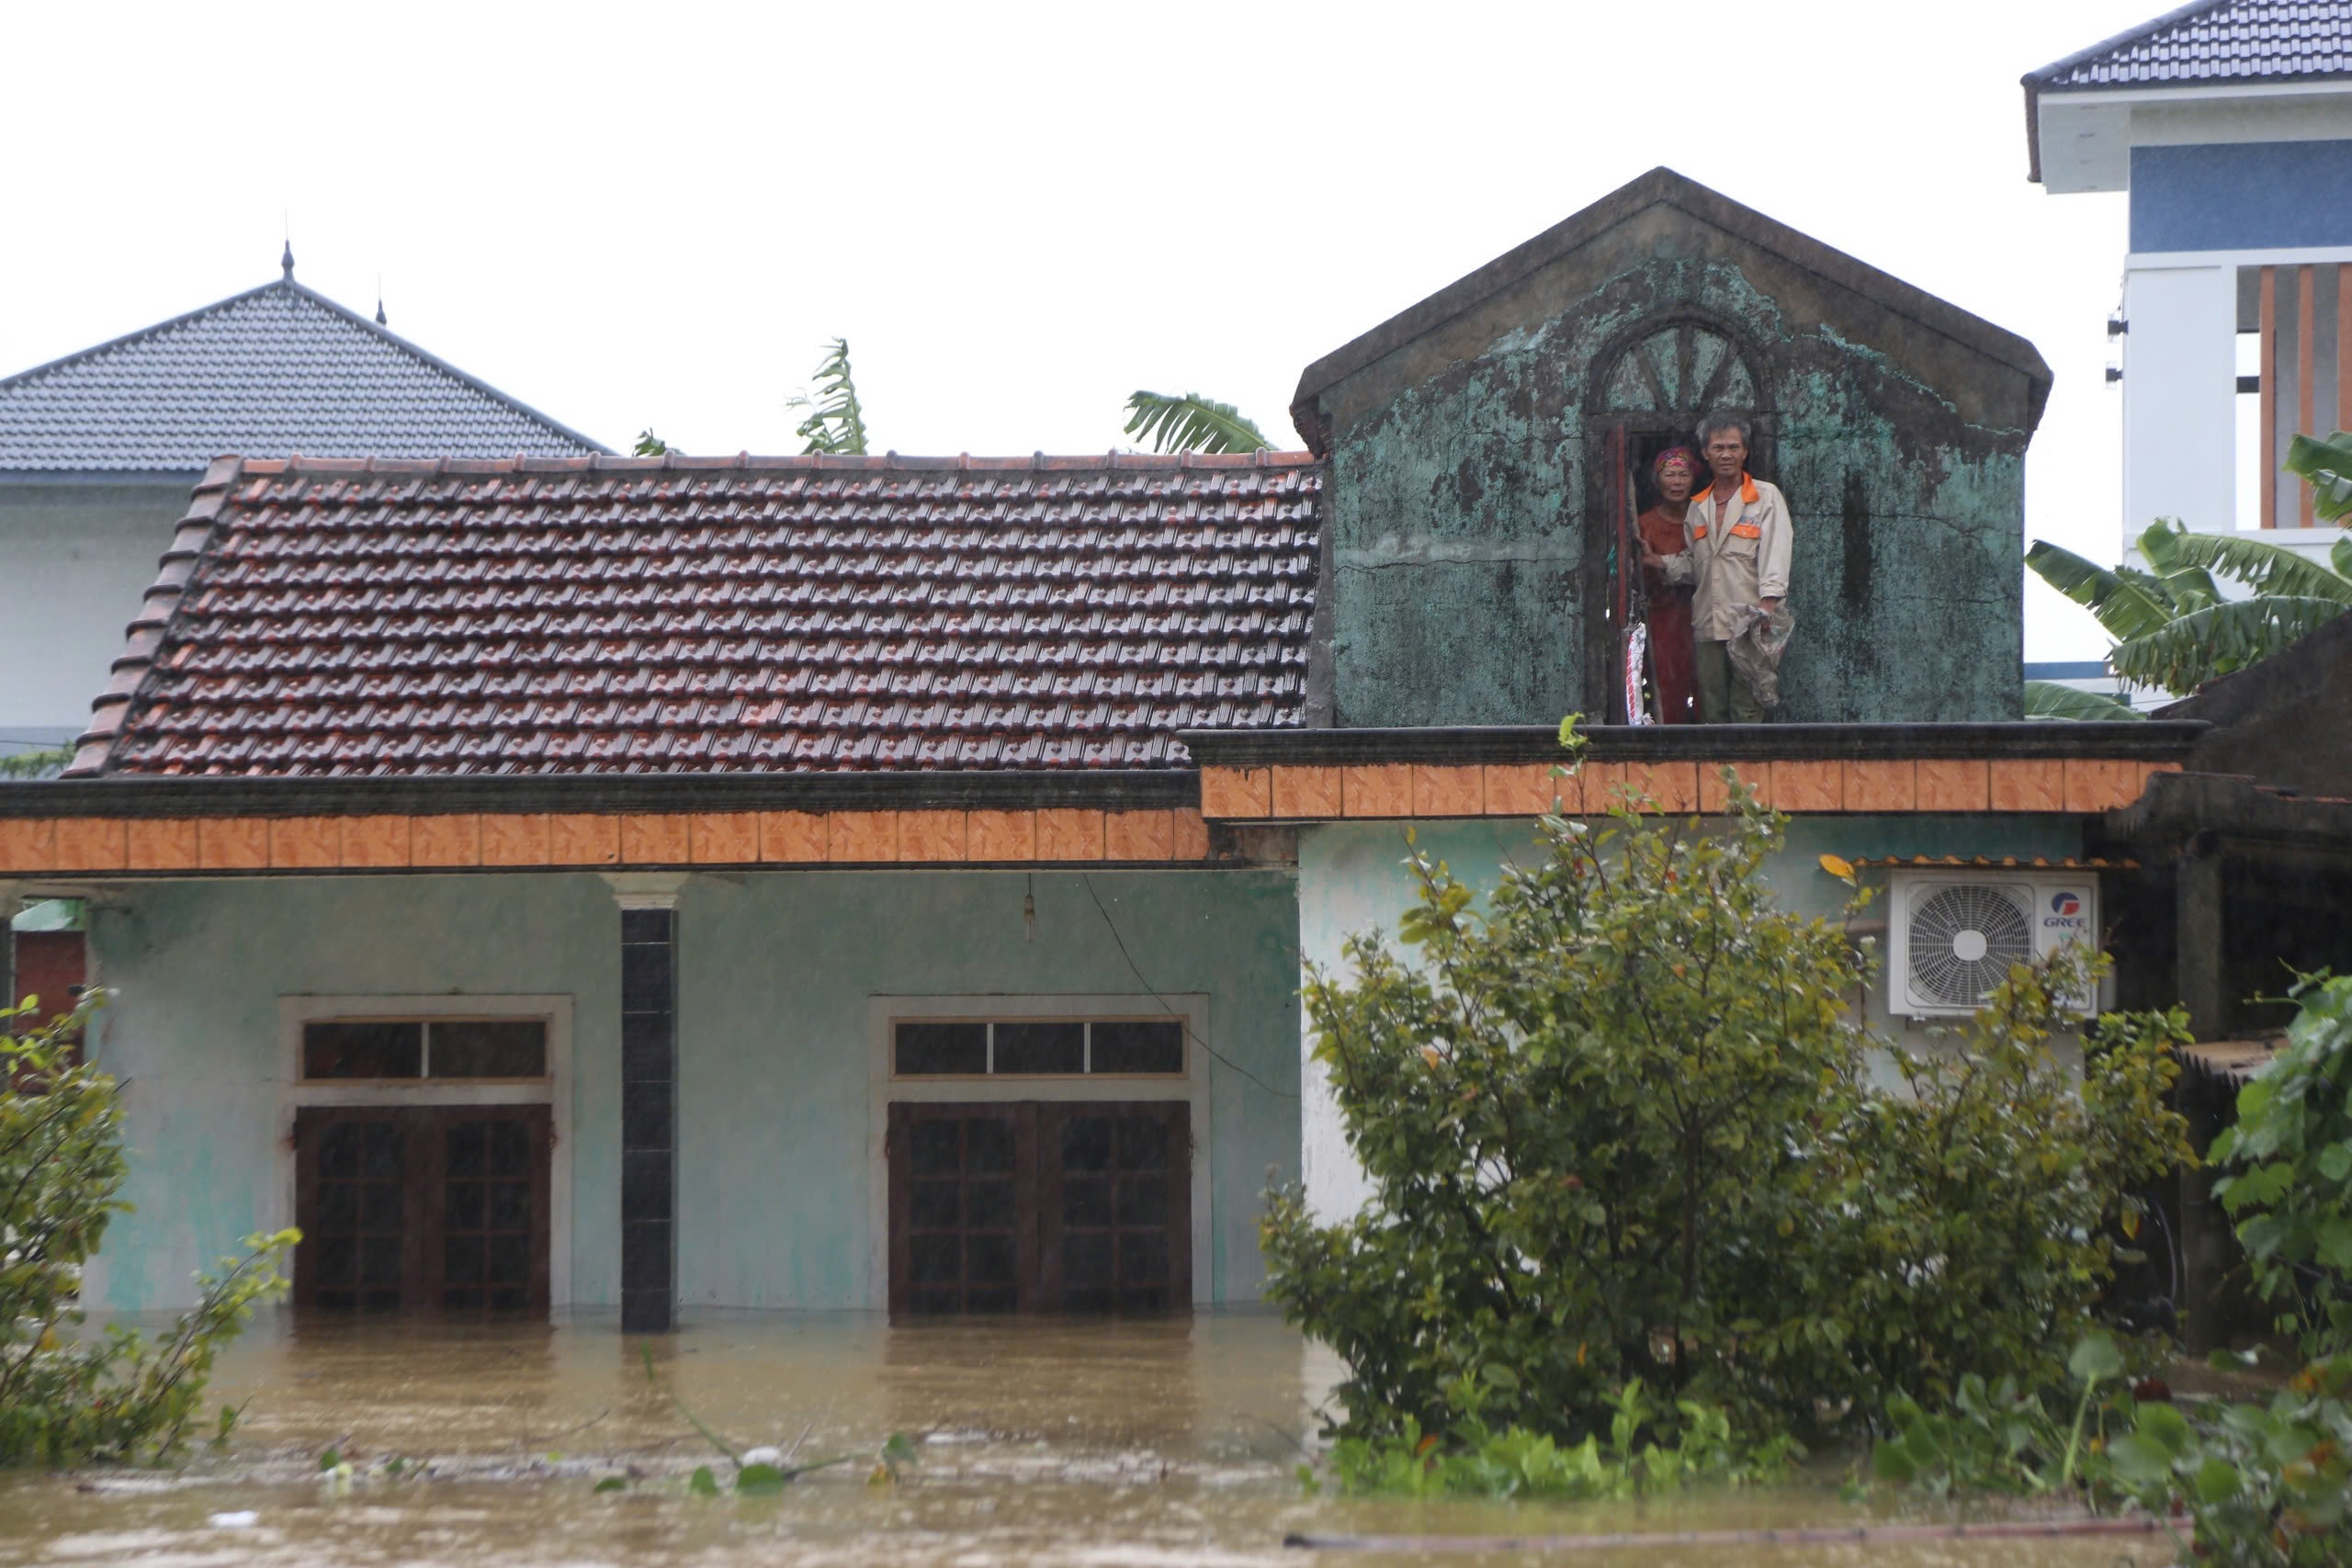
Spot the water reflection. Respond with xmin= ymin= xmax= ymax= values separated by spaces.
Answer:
xmin=0 ymin=1308 xmax=2173 ymax=1567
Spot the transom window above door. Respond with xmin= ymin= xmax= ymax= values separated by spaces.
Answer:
xmin=301 ymin=1019 xmax=549 ymax=1081
xmin=892 ymin=1017 xmax=1184 ymax=1078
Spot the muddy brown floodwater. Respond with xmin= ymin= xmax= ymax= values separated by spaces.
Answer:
xmin=0 ymin=1310 xmax=2176 ymax=1567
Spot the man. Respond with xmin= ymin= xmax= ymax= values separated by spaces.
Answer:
xmin=1639 ymin=412 xmax=1791 ymax=722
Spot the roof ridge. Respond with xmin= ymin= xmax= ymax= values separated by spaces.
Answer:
xmin=274 ymin=280 xmax=612 ymax=457
xmin=243 ymin=450 xmax=1323 ymax=477
xmin=0 ymin=276 xmax=293 ymax=392
xmin=2022 ymin=0 xmax=2239 ymax=89
xmin=0 ymin=275 xmax=611 ymax=466
xmin=66 ymin=456 xmax=247 ymax=778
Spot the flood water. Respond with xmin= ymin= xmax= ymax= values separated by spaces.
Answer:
xmin=0 ymin=1310 xmax=2177 ymax=1567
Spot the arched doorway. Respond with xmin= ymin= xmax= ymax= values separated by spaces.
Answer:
xmin=1581 ymin=317 xmax=1772 ymax=721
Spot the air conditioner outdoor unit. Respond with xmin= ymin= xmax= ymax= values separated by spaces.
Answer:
xmin=1886 ymin=871 xmax=2099 ymax=1020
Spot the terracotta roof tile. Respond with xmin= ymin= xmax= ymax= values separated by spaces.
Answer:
xmin=72 ymin=452 xmax=1324 ymax=777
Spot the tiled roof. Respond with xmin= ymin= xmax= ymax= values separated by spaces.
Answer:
xmin=2027 ymin=0 xmax=2352 ymax=89
xmin=0 ymin=275 xmax=606 ymax=470
xmin=69 ymin=452 xmax=1324 ymax=777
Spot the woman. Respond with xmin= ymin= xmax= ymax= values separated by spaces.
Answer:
xmin=1636 ymin=446 xmax=1700 ymax=724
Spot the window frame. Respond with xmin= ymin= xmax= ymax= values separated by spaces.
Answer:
xmin=276 ymin=994 xmax=573 ymax=1310
xmin=888 ymin=1013 xmax=1189 ymax=1080
xmin=298 ymin=1015 xmax=553 ymax=1084
xmin=865 ymin=993 xmax=1210 ymax=1310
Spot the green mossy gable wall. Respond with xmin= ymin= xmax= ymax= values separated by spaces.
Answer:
xmin=1310 ymin=201 xmax=2040 ymax=728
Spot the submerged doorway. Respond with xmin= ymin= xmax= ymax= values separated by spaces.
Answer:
xmin=886 ymin=1100 xmax=1193 ymax=1314
xmin=291 ymin=1105 xmax=552 ymax=1312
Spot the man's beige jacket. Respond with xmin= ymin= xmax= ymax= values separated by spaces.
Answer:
xmin=1657 ymin=473 xmax=1792 ymax=640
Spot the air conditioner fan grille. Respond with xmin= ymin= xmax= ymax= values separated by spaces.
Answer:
xmin=1908 ymin=884 xmax=2033 ymax=1007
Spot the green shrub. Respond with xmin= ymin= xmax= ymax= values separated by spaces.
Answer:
xmin=1261 ymin=744 xmax=2191 ymax=1450
xmin=2211 ymin=973 xmax=2352 ymax=1354
xmin=1865 ymin=1330 xmax=2132 ymax=1500
xmin=1323 ymin=1374 xmax=1792 ymax=1499
xmin=2086 ymin=976 xmax=2352 ymax=1564
xmin=2109 ymin=1353 xmax=2352 ymax=1566
xmin=0 ymin=991 xmax=295 ymax=1465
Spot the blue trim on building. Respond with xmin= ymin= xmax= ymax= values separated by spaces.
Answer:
xmin=2131 ymin=141 xmax=2352 ymax=252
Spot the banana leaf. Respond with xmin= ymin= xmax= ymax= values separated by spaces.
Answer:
xmin=2142 ymin=522 xmax=2352 ymax=604
xmin=2286 ymin=431 xmax=2352 ymax=525
xmin=1123 ymin=391 xmax=1269 ymax=456
xmin=2025 ymin=540 xmax=2177 ymax=640
xmin=2109 ymin=595 xmax=2352 ymax=694
xmin=2022 ymin=681 xmax=2143 ymax=721
xmin=2132 ymin=523 xmax=2222 ymax=612
xmin=786 ymin=339 xmax=869 ymax=456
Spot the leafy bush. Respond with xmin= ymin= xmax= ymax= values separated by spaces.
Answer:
xmin=1866 ymin=1331 xmax=2132 ymax=1500
xmin=1261 ymin=744 xmax=2192 ymax=1450
xmin=2081 ymin=976 xmax=2352 ymax=1564
xmin=2109 ymin=1353 xmax=2352 ymax=1567
xmin=2210 ymin=974 xmax=2352 ymax=1354
xmin=0 ymin=991 xmax=295 ymax=1465
xmin=1323 ymin=1373 xmax=1792 ymax=1499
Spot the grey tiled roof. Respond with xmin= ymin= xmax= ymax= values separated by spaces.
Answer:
xmin=0 ymin=276 xmax=607 ymax=471
xmin=2028 ymin=0 xmax=2352 ymax=90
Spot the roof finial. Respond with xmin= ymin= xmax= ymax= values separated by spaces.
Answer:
xmin=281 ymin=238 xmax=295 ymax=282
xmin=374 ymin=274 xmax=387 ymax=326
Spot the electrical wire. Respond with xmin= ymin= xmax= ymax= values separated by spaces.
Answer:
xmin=1078 ymin=873 xmax=1298 ymax=1100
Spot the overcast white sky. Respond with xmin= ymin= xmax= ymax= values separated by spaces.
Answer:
xmin=2 ymin=0 xmax=2157 ymax=660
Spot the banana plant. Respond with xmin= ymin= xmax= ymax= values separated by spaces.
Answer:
xmin=2288 ymin=429 xmax=2352 ymax=524
xmin=786 ymin=339 xmax=869 ymax=456
xmin=1122 ymin=391 xmax=1269 ymax=455
xmin=2026 ymin=519 xmax=2352 ymax=697
xmin=2021 ymin=682 xmax=2142 ymax=721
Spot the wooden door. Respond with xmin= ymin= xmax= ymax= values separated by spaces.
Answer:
xmin=293 ymin=1105 xmax=550 ymax=1313
xmin=888 ymin=1100 xmax=1190 ymax=1314
xmin=1037 ymin=1102 xmax=1192 ymax=1313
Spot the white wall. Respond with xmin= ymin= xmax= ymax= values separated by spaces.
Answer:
xmin=0 ymin=479 xmax=190 ymax=741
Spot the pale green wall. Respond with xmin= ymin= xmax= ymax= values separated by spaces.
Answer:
xmin=1294 ymin=812 xmax=2086 ymax=1216
xmin=80 ymin=867 xmax=1301 ymax=1313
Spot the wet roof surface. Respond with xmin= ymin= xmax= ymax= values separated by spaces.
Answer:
xmin=0 ymin=278 xmax=605 ymax=470
xmin=2030 ymin=0 xmax=2352 ymax=89
xmin=74 ymin=453 xmax=1324 ymax=777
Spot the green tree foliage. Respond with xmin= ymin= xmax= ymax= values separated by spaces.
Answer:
xmin=2286 ymin=430 xmax=2352 ymax=525
xmin=2211 ymin=974 xmax=2352 ymax=1354
xmin=1121 ymin=391 xmax=1268 ymax=455
xmin=0 ymin=747 xmax=71 ymax=780
xmin=0 ymin=993 xmax=295 ymax=1464
xmin=2028 ymin=520 xmax=2352 ymax=695
xmin=2102 ymin=972 xmax=2352 ymax=1564
xmin=631 ymin=429 xmax=673 ymax=457
xmin=1260 ymin=747 xmax=2191 ymax=1448
xmin=2109 ymin=1356 xmax=2352 ymax=1566
xmin=786 ymin=339 xmax=869 ymax=457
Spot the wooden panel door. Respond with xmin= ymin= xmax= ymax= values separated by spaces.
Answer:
xmin=1038 ymin=1102 xmax=1192 ymax=1312
xmin=888 ymin=1100 xmax=1190 ymax=1314
xmin=888 ymin=1102 xmax=1039 ymax=1314
xmin=293 ymin=1106 xmax=550 ymax=1313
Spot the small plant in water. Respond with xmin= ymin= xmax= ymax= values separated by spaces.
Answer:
xmin=1317 ymin=1370 xmax=1792 ymax=1499
xmin=1865 ymin=1331 xmax=2137 ymax=1501
xmin=632 ymin=1344 xmax=914 ymax=1497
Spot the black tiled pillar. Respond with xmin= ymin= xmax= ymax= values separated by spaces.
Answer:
xmin=619 ymin=903 xmax=677 ymax=1332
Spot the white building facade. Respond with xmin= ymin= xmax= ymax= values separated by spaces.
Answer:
xmin=2028 ymin=0 xmax=2352 ymax=563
